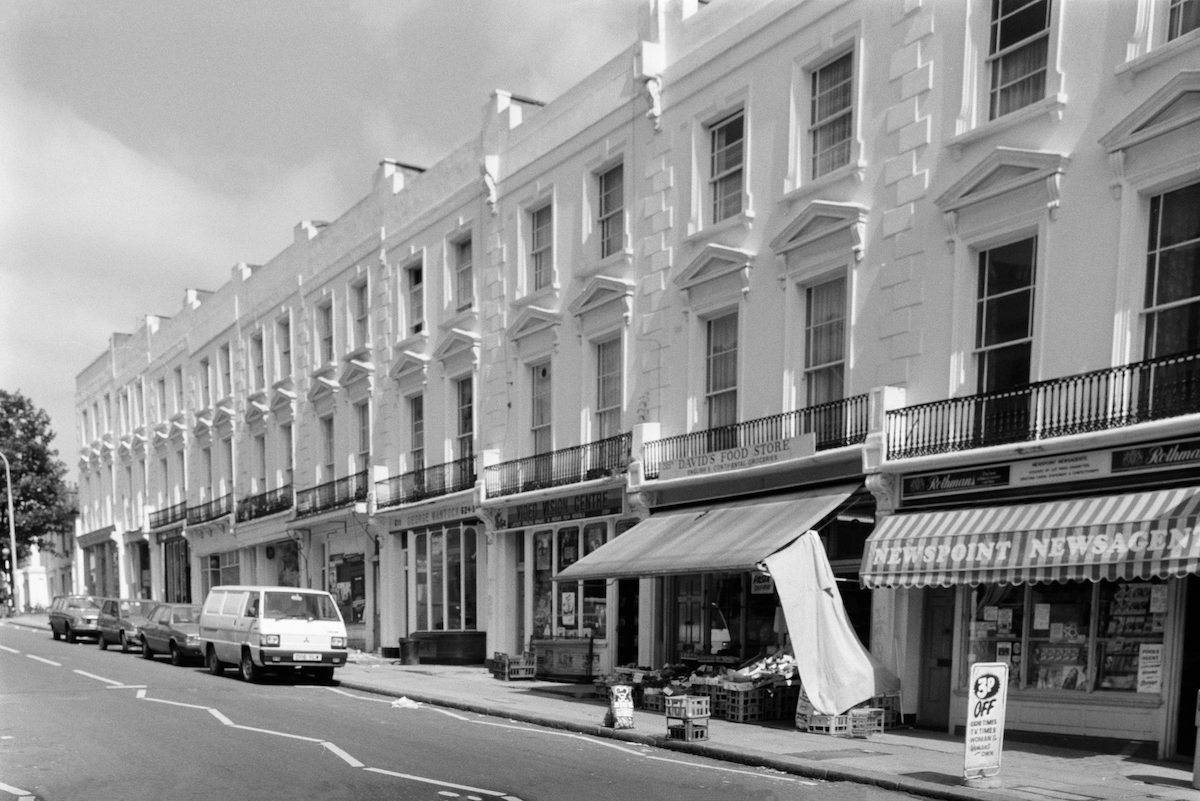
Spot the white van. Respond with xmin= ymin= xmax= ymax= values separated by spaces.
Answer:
xmin=198 ymin=585 xmax=348 ymax=683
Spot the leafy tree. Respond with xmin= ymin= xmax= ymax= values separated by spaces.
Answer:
xmin=0 ymin=390 xmax=76 ymax=560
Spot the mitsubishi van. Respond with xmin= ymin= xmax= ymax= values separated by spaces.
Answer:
xmin=198 ymin=585 xmax=348 ymax=683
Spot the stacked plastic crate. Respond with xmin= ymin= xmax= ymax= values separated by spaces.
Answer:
xmin=665 ymin=695 xmax=711 ymax=741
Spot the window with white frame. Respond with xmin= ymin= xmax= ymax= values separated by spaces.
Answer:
xmin=281 ymin=422 xmax=293 ymax=486
xmin=709 ymin=111 xmax=745 ymax=223
xmin=199 ymin=360 xmax=211 ymax=407
xmin=411 ymin=524 xmax=478 ymax=632
xmin=456 ymin=377 xmax=473 ymax=462
xmin=598 ymin=163 xmax=624 ymax=259
xmin=354 ymin=280 xmax=370 ymax=348
xmin=173 ymin=367 xmax=184 ymax=412
xmin=805 ymin=276 xmax=847 ymax=406
xmin=976 ymin=238 xmax=1037 ymax=392
xmin=531 ymin=361 xmax=552 ymax=455
xmin=250 ymin=333 xmax=265 ymax=392
xmin=81 ymin=410 xmax=89 ymax=444
xmin=1144 ymin=181 xmax=1200 ymax=358
xmin=104 ymin=394 xmax=111 ymax=431
xmin=409 ymin=394 xmax=425 ymax=472
xmin=222 ymin=437 xmax=233 ymax=495
xmin=1169 ymin=0 xmax=1200 ymax=40
xmin=176 ymin=452 xmax=185 ymax=503
xmin=320 ymin=415 xmax=335 ymax=480
xmin=219 ymin=344 xmax=232 ymax=398
xmin=318 ymin=302 xmax=334 ymax=365
xmin=159 ymin=457 xmax=169 ymax=506
xmin=355 ymin=401 xmax=371 ymax=473
xmin=455 ymin=238 xmax=474 ymax=312
xmin=156 ymin=378 xmax=166 ymax=421
xmin=254 ymin=434 xmax=267 ymax=492
xmin=810 ymin=52 xmax=853 ymax=180
xmin=407 ymin=264 xmax=424 ymax=336
xmin=705 ymin=312 xmax=738 ymax=429
xmin=987 ymin=0 xmax=1052 ymax=120
xmin=277 ymin=316 xmax=292 ymax=379
xmin=201 ymin=446 xmax=213 ymax=500
xmin=530 ymin=204 xmax=553 ymax=291
xmin=595 ymin=338 xmax=622 ymax=440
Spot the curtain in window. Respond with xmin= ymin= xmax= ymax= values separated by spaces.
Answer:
xmin=706 ymin=314 xmax=738 ymax=428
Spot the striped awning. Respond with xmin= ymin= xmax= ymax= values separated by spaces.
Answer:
xmin=860 ymin=487 xmax=1200 ymax=588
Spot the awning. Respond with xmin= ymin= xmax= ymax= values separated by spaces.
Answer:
xmin=860 ymin=486 xmax=1200 ymax=588
xmin=556 ymin=482 xmax=859 ymax=581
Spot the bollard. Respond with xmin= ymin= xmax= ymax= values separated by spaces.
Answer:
xmin=608 ymin=683 xmax=635 ymax=729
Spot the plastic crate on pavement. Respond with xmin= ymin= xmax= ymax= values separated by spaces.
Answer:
xmin=492 ymin=651 xmax=537 ymax=681
xmin=664 ymin=695 xmax=711 ymax=719
xmin=666 ymin=719 xmax=710 ymax=742
xmin=642 ymin=691 xmax=666 ymax=713
xmin=725 ymin=686 xmax=765 ymax=723
xmin=807 ymin=713 xmax=853 ymax=737
xmin=849 ymin=707 xmax=885 ymax=737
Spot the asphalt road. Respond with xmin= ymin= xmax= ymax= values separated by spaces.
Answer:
xmin=0 ymin=622 xmax=917 ymax=801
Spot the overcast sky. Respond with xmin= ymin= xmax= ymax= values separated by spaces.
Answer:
xmin=0 ymin=0 xmax=644 ymax=481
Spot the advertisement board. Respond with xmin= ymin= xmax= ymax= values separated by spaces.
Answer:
xmin=964 ymin=661 xmax=1009 ymax=784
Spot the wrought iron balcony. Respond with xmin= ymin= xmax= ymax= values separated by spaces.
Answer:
xmin=376 ymin=457 xmax=475 ymax=509
xmin=484 ymin=433 xmax=632 ymax=498
xmin=236 ymin=485 xmax=294 ymax=523
xmin=886 ymin=349 xmax=1200 ymax=460
xmin=294 ymin=471 xmax=369 ymax=518
xmin=186 ymin=493 xmax=233 ymax=525
xmin=642 ymin=394 xmax=870 ymax=480
xmin=149 ymin=501 xmax=187 ymax=529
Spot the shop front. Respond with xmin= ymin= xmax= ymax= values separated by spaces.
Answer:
xmin=157 ymin=528 xmax=192 ymax=603
xmin=78 ymin=526 xmax=120 ymax=598
xmin=862 ymin=448 xmax=1200 ymax=758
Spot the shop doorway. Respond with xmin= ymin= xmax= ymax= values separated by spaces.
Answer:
xmin=616 ymin=579 xmax=638 ymax=666
xmin=919 ymin=586 xmax=955 ymax=728
xmin=1176 ymin=575 xmax=1199 ymax=758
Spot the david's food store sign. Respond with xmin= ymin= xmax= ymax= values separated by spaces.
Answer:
xmin=656 ymin=433 xmax=815 ymax=481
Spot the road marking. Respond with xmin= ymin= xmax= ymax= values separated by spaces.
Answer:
xmin=230 ymin=724 xmax=324 ymax=743
xmin=0 ymin=780 xmax=32 ymax=795
xmin=208 ymin=708 xmax=234 ymax=726
xmin=325 ymin=687 xmax=393 ymax=703
xmin=139 ymin=694 xmax=212 ymax=710
xmin=321 ymin=741 xmax=364 ymax=767
xmin=364 ymin=767 xmax=512 ymax=798
xmin=26 ymin=654 xmax=61 ymax=666
xmin=72 ymin=669 xmax=123 ymax=686
xmin=644 ymin=753 xmax=813 ymax=784
xmin=105 ymin=684 xmax=146 ymax=689
xmin=0 ymin=645 xmax=19 ymax=654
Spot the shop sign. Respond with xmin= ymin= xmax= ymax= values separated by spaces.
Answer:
xmin=388 ymin=502 xmax=477 ymax=531
xmin=903 ymin=466 xmax=1010 ymax=498
xmin=155 ymin=527 xmax=184 ymax=544
xmin=496 ymin=488 xmax=623 ymax=529
xmin=964 ymin=662 xmax=1009 ymax=782
xmin=655 ymin=433 xmax=815 ymax=482
xmin=1137 ymin=643 xmax=1163 ymax=693
xmin=1112 ymin=437 xmax=1200 ymax=473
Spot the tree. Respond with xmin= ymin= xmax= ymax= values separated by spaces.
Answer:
xmin=0 ymin=390 xmax=76 ymax=562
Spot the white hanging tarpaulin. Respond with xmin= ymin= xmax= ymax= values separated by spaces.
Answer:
xmin=764 ymin=530 xmax=900 ymax=715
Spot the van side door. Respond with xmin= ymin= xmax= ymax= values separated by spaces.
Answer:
xmin=232 ymin=592 xmax=259 ymax=651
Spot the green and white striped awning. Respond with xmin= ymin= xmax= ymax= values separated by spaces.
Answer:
xmin=860 ymin=487 xmax=1200 ymax=588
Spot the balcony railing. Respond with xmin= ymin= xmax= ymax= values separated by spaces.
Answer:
xmin=886 ymin=349 xmax=1200 ymax=460
xmin=376 ymin=457 xmax=476 ymax=509
xmin=236 ymin=485 xmax=294 ymax=523
xmin=642 ymin=395 xmax=870 ymax=480
xmin=294 ymin=471 xmax=369 ymax=518
xmin=149 ymin=501 xmax=187 ymax=529
xmin=484 ymin=433 xmax=632 ymax=498
xmin=186 ymin=493 xmax=233 ymax=525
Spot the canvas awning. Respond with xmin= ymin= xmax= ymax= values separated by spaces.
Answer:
xmin=555 ymin=483 xmax=858 ymax=580
xmin=860 ymin=486 xmax=1200 ymax=588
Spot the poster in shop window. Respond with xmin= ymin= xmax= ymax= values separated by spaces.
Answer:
xmin=1137 ymin=643 xmax=1163 ymax=693
xmin=964 ymin=662 xmax=1009 ymax=784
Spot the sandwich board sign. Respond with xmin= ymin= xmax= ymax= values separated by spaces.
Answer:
xmin=964 ymin=661 xmax=1009 ymax=787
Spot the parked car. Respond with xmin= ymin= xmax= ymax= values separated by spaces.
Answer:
xmin=49 ymin=595 xmax=102 ymax=643
xmin=199 ymin=585 xmax=347 ymax=683
xmin=140 ymin=603 xmax=203 ymax=665
xmin=97 ymin=598 xmax=159 ymax=652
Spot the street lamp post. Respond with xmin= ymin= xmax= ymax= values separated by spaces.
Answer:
xmin=0 ymin=452 xmax=19 ymax=614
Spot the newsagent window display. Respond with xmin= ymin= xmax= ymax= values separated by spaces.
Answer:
xmin=532 ymin=522 xmax=610 ymax=639
xmin=966 ymin=578 xmax=1167 ymax=694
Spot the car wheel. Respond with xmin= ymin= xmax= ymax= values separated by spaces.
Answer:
xmin=119 ymin=632 xmax=130 ymax=653
xmin=98 ymin=633 xmax=108 ymax=650
xmin=206 ymin=647 xmax=224 ymax=676
xmin=239 ymin=650 xmax=260 ymax=683
xmin=169 ymin=642 xmax=183 ymax=666
xmin=312 ymin=667 xmax=336 ymax=685
xmin=141 ymin=639 xmax=154 ymax=659
xmin=52 ymin=626 xmax=61 ymax=641
xmin=65 ymin=625 xmax=76 ymax=644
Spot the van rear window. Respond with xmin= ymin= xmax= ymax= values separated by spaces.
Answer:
xmin=202 ymin=593 xmax=225 ymax=614
xmin=263 ymin=591 xmax=341 ymax=621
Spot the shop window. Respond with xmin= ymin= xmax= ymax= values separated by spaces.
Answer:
xmin=276 ymin=540 xmax=300 ymax=587
xmin=533 ymin=530 xmax=554 ymax=637
xmin=164 ymin=538 xmax=191 ymax=603
xmin=202 ymin=550 xmax=240 ymax=596
xmin=334 ymin=554 xmax=366 ymax=625
xmin=410 ymin=525 xmax=477 ymax=632
xmin=670 ymin=572 xmax=781 ymax=663
xmin=966 ymin=578 xmax=1167 ymax=693
xmin=532 ymin=523 xmax=611 ymax=640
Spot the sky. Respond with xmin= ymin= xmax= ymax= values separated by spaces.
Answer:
xmin=0 ymin=0 xmax=645 ymax=482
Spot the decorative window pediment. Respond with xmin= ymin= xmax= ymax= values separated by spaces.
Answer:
xmin=339 ymin=349 xmax=375 ymax=389
xmin=388 ymin=349 xmax=430 ymax=386
xmin=192 ymin=412 xmax=212 ymax=439
xmin=306 ymin=366 xmax=341 ymax=403
xmin=567 ymin=276 xmax=635 ymax=323
xmin=769 ymin=200 xmax=868 ymax=261
xmin=152 ymin=422 xmax=172 ymax=447
xmin=673 ymin=244 xmax=753 ymax=301
xmin=1101 ymin=71 xmax=1200 ymax=154
xmin=433 ymin=329 xmax=480 ymax=364
xmin=245 ymin=391 xmax=269 ymax=425
xmin=268 ymin=385 xmax=296 ymax=418
xmin=506 ymin=306 xmax=561 ymax=343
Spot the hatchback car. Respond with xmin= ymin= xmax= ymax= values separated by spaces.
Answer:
xmin=97 ymin=598 xmax=159 ymax=652
xmin=49 ymin=595 xmax=102 ymax=643
xmin=140 ymin=603 xmax=203 ymax=665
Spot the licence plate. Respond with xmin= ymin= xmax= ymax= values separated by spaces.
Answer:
xmin=293 ymin=653 xmax=322 ymax=662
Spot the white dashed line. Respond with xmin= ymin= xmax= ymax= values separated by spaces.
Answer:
xmin=138 ymin=693 xmax=211 ymax=710
xmin=72 ymin=669 xmax=123 ymax=686
xmin=364 ymin=767 xmax=511 ymax=798
xmin=321 ymin=741 xmax=364 ymax=767
xmin=207 ymin=708 xmax=234 ymax=726
xmin=230 ymin=724 xmax=323 ymax=743
xmin=26 ymin=654 xmax=61 ymax=666
xmin=0 ymin=645 xmax=19 ymax=654
xmin=0 ymin=780 xmax=31 ymax=795
xmin=105 ymin=684 xmax=146 ymax=689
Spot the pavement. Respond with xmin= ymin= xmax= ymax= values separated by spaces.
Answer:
xmin=6 ymin=612 xmax=1199 ymax=801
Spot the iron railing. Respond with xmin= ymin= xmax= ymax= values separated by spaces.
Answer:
xmin=484 ymin=433 xmax=632 ymax=498
xmin=236 ymin=485 xmax=294 ymax=522
xmin=886 ymin=349 xmax=1200 ymax=460
xmin=376 ymin=457 xmax=475 ymax=509
xmin=149 ymin=501 xmax=187 ymax=529
xmin=186 ymin=493 xmax=233 ymax=525
xmin=642 ymin=395 xmax=870 ymax=479
xmin=294 ymin=471 xmax=369 ymax=518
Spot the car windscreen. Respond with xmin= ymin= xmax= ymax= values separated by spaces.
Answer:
xmin=67 ymin=597 xmax=101 ymax=610
xmin=171 ymin=606 xmax=201 ymax=624
xmin=121 ymin=601 xmax=155 ymax=617
xmin=262 ymin=591 xmax=341 ymax=621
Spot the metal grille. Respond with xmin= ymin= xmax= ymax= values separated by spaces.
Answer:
xmin=484 ymin=433 xmax=632 ymax=498
xmin=294 ymin=471 xmax=369 ymax=518
xmin=149 ymin=501 xmax=187 ymax=529
xmin=376 ymin=457 xmax=476 ymax=509
xmin=186 ymin=493 xmax=232 ymax=525
xmin=236 ymin=485 xmax=294 ymax=522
